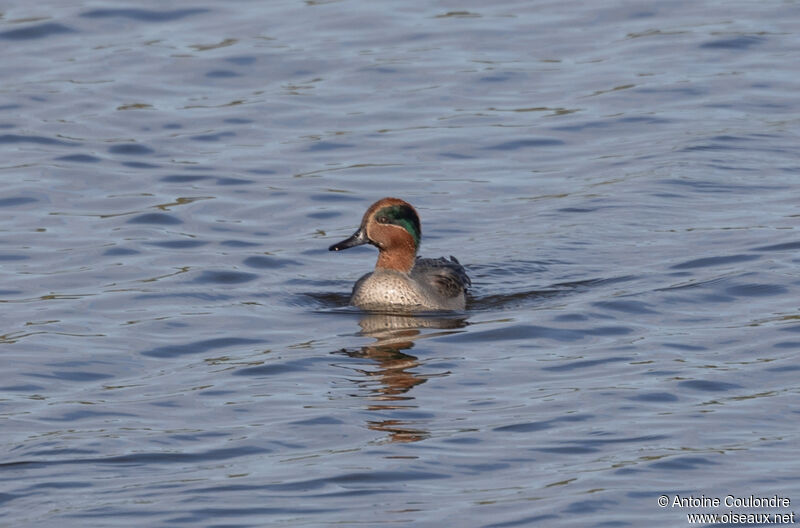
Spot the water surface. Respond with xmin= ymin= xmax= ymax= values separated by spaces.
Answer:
xmin=2 ymin=1 xmax=799 ymax=526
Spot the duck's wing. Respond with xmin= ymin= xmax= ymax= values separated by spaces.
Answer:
xmin=412 ymin=256 xmax=471 ymax=299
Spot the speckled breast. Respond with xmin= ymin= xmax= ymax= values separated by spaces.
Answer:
xmin=350 ymin=271 xmax=429 ymax=310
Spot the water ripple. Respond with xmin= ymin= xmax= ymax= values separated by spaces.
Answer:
xmin=648 ymin=456 xmax=717 ymax=470
xmin=700 ymin=35 xmax=766 ymax=50
xmin=192 ymin=270 xmax=259 ymax=284
xmin=677 ymin=380 xmax=743 ymax=392
xmin=0 ymin=134 xmax=77 ymax=146
xmin=0 ymin=197 xmax=37 ymax=207
xmin=126 ymin=212 xmax=182 ymax=225
xmin=141 ymin=337 xmax=264 ymax=358
xmin=670 ymin=254 xmax=760 ymax=269
xmin=484 ymin=138 xmax=564 ymax=150
xmin=0 ymin=23 xmax=75 ymax=40
xmin=80 ymin=8 xmax=210 ymax=21
xmin=494 ymin=414 xmax=592 ymax=433
xmin=108 ymin=144 xmax=155 ymax=155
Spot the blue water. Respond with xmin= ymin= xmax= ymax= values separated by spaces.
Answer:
xmin=2 ymin=1 xmax=799 ymax=526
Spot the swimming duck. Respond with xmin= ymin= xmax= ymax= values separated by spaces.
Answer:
xmin=329 ymin=197 xmax=470 ymax=311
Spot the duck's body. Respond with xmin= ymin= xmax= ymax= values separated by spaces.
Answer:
xmin=351 ymin=256 xmax=469 ymax=311
xmin=329 ymin=198 xmax=470 ymax=311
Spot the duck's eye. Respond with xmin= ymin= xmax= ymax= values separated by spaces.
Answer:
xmin=377 ymin=215 xmax=389 ymax=224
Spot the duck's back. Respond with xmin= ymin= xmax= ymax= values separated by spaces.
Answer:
xmin=411 ymin=256 xmax=471 ymax=302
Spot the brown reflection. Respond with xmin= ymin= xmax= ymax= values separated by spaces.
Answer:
xmin=336 ymin=312 xmax=467 ymax=443
xmin=367 ymin=419 xmax=429 ymax=444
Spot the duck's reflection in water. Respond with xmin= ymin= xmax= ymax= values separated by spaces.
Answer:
xmin=335 ymin=312 xmax=467 ymax=443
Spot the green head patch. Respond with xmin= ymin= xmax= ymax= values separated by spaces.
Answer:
xmin=375 ymin=204 xmax=421 ymax=248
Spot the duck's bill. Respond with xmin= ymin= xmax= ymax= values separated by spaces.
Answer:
xmin=329 ymin=227 xmax=369 ymax=251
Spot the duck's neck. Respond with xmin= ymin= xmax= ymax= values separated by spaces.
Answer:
xmin=376 ymin=247 xmax=416 ymax=273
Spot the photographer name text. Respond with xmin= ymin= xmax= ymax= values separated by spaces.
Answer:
xmin=666 ymin=495 xmax=790 ymax=509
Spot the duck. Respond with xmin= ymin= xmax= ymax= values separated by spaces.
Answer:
xmin=329 ymin=197 xmax=470 ymax=311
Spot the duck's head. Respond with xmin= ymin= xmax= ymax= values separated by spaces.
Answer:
xmin=329 ymin=197 xmax=421 ymax=273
